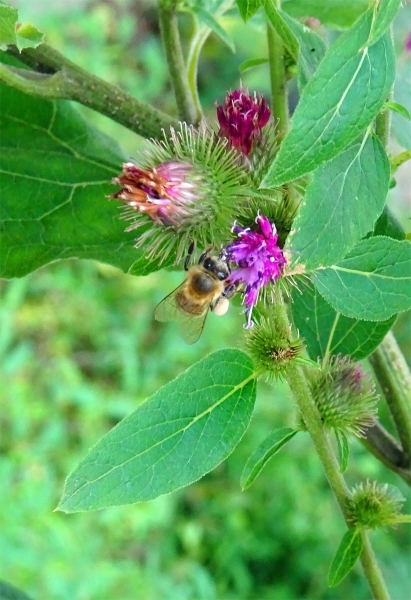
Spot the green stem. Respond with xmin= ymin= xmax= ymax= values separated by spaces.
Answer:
xmin=186 ymin=22 xmax=208 ymax=122
xmin=270 ymin=301 xmax=391 ymax=599
xmin=158 ymin=0 xmax=197 ymax=124
xmin=361 ymin=421 xmax=411 ymax=486
xmin=266 ymin=19 xmax=289 ymax=143
xmin=286 ymin=361 xmax=352 ymax=514
xmin=5 ymin=44 xmax=175 ymax=139
xmin=369 ymin=332 xmax=411 ymax=460
xmin=360 ymin=533 xmax=391 ymax=600
xmin=375 ymin=101 xmax=391 ymax=148
xmin=266 ymin=1 xmax=297 ymax=210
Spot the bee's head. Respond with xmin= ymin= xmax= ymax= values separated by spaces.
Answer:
xmin=202 ymin=255 xmax=230 ymax=280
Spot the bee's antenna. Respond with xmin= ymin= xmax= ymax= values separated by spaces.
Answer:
xmin=184 ymin=240 xmax=195 ymax=271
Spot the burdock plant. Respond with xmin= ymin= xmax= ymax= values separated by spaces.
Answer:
xmin=1 ymin=1 xmax=411 ymax=599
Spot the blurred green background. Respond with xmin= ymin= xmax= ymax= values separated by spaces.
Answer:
xmin=1 ymin=1 xmax=411 ymax=599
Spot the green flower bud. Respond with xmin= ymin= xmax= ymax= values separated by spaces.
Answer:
xmin=309 ymin=356 xmax=378 ymax=437
xmin=347 ymin=481 xmax=406 ymax=530
xmin=245 ymin=316 xmax=305 ymax=379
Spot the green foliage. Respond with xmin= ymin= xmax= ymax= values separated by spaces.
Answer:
xmin=193 ymin=4 xmax=235 ymax=52
xmin=328 ymin=528 xmax=363 ymax=587
xmin=384 ymin=101 xmax=411 ymax=122
xmin=282 ymin=0 xmax=368 ymax=30
xmin=366 ymin=0 xmax=402 ymax=48
xmin=238 ymin=57 xmax=269 ymax=72
xmin=0 ymin=81 xmax=145 ymax=278
xmin=291 ymin=279 xmax=396 ymax=360
xmin=392 ymin=61 xmax=411 ymax=149
xmin=276 ymin=9 xmax=326 ymax=90
xmin=312 ymin=237 xmax=411 ymax=321
xmin=240 ymin=427 xmax=298 ymax=489
xmin=285 ymin=134 xmax=390 ymax=271
xmin=262 ymin=0 xmax=299 ymax=59
xmin=0 ymin=580 xmax=34 ymax=600
xmin=235 ymin=0 xmax=261 ymax=23
xmin=0 ymin=1 xmax=44 ymax=51
xmin=59 ymin=349 xmax=257 ymax=512
xmin=261 ymin=10 xmax=395 ymax=186
xmin=1 ymin=260 xmax=409 ymax=599
xmin=335 ymin=430 xmax=350 ymax=474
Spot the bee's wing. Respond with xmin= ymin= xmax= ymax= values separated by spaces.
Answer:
xmin=154 ymin=283 xmax=208 ymax=345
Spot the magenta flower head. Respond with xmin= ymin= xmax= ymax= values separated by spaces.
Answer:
xmin=217 ymin=87 xmax=270 ymax=156
xmin=111 ymin=161 xmax=201 ymax=227
xmin=225 ymin=213 xmax=286 ymax=328
xmin=405 ymin=32 xmax=411 ymax=52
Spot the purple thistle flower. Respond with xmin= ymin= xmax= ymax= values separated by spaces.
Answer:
xmin=226 ymin=213 xmax=286 ymax=328
xmin=110 ymin=161 xmax=202 ymax=227
xmin=405 ymin=32 xmax=411 ymax=52
xmin=217 ymin=87 xmax=270 ymax=156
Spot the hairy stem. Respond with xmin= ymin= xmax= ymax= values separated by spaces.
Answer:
xmin=186 ymin=22 xmax=207 ymax=122
xmin=158 ymin=0 xmax=197 ymax=124
xmin=375 ymin=102 xmax=391 ymax=148
xmin=266 ymin=18 xmax=289 ymax=143
xmin=369 ymin=332 xmax=411 ymax=460
xmin=5 ymin=44 xmax=175 ymax=139
xmin=362 ymin=421 xmax=411 ymax=486
xmin=271 ymin=300 xmax=391 ymax=599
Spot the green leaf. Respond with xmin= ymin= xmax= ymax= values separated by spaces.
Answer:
xmin=282 ymin=0 xmax=368 ymax=30
xmin=238 ymin=57 xmax=268 ymax=73
xmin=278 ymin=9 xmax=327 ymax=90
xmin=261 ymin=10 xmax=395 ymax=187
xmin=0 ymin=2 xmax=17 ymax=48
xmin=328 ymin=528 xmax=363 ymax=587
xmin=392 ymin=61 xmax=411 ymax=149
xmin=365 ymin=0 xmax=402 ymax=48
xmin=240 ymin=428 xmax=298 ymax=490
xmin=0 ymin=2 xmax=44 ymax=51
xmin=0 ymin=580 xmax=34 ymax=600
xmin=371 ymin=206 xmax=405 ymax=241
xmin=291 ymin=279 xmax=396 ymax=360
xmin=0 ymin=82 xmax=147 ymax=279
xmin=385 ymin=101 xmax=411 ymax=121
xmin=285 ymin=134 xmax=390 ymax=272
xmin=391 ymin=149 xmax=411 ymax=174
xmin=312 ymin=237 xmax=411 ymax=321
xmin=235 ymin=0 xmax=261 ymax=22
xmin=335 ymin=430 xmax=349 ymax=473
xmin=194 ymin=7 xmax=235 ymax=52
xmin=262 ymin=0 xmax=299 ymax=59
xmin=58 ymin=349 xmax=257 ymax=512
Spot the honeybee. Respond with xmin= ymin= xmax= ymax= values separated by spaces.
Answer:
xmin=154 ymin=243 xmax=234 ymax=344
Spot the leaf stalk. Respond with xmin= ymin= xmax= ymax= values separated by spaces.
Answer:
xmin=158 ymin=0 xmax=197 ymax=124
xmin=4 ymin=43 xmax=176 ymax=139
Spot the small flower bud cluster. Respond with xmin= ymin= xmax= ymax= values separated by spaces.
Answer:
xmin=309 ymin=356 xmax=378 ymax=437
xmin=347 ymin=481 xmax=406 ymax=530
xmin=245 ymin=315 xmax=304 ymax=379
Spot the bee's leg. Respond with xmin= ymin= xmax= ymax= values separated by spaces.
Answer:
xmin=211 ymin=294 xmax=230 ymax=316
xmin=222 ymin=283 xmax=237 ymax=299
xmin=218 ymin=247 xmax=231 ymax=274
xmin=198 ymin=246 xmax=213 ymax=265
xmin=184 ymin=240 xmax=195 ymax=271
